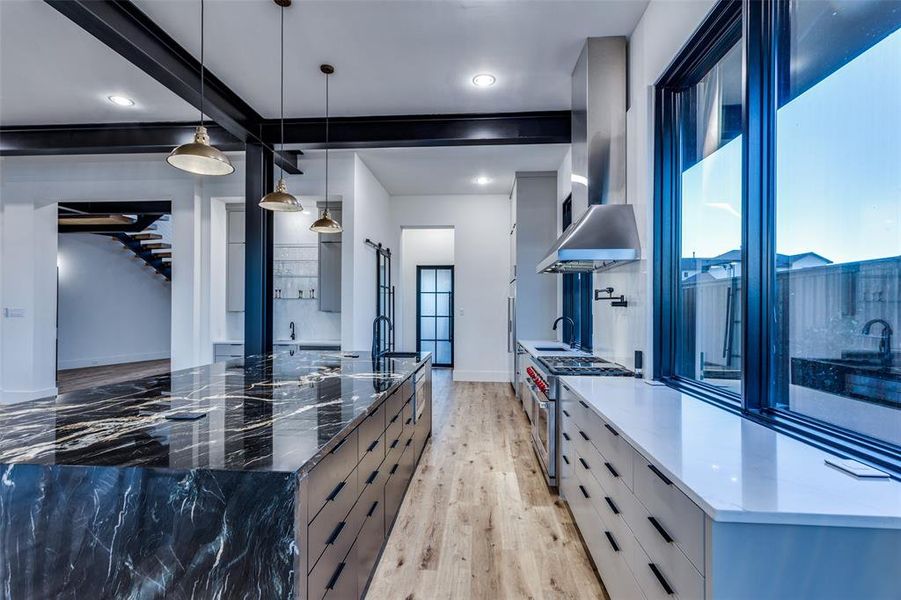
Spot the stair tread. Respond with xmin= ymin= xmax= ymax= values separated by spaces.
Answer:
xmin=141 ymin=243 xmax=171 ymax=250
xmin=132 ymin=233 xmax=162 ymax=241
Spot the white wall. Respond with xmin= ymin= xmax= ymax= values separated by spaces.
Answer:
xmin=57 ymin=234 xmax=171 ymax=369
xmin=0 ymin=154 xmax=243 ymax=401
xmin=399 ymin=228 xmax=455 ymax=351
xmin=390 ymin=194 xmax=510 ymax=381
xmin=349 ymin=155 xmax=393 ymax=350
xmin=554 ymin=148 xmax=573 ymax=322
xmin=582 ymin=0 xmax=716 ymax=371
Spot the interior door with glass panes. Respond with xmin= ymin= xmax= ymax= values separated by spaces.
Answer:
xmin=417 ymin=266 xmax=454 ymax=367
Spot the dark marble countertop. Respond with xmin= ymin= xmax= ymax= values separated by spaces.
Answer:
xmin=0 ymin=350 xmax=429 ymax=475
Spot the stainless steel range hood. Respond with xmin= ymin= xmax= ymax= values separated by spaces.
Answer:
xmin=538 ymin=36 xmax=640 ymax=274
xmin=537 ymin=204 xmax=640 ymax=273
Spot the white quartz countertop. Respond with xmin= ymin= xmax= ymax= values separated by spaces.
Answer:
xmin=518 ymin=339 xmax=590 ymax=358
xmin=561 ymin=376 xmax=901 ymax=529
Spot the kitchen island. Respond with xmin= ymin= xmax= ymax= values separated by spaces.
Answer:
xmin=0 ymin=350 xmax=432 ymax=599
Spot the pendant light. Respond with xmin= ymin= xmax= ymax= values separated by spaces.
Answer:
xmin=167 ymin=0 xmax=235 ymax=176
xmin=310 ymin=64 xmax=343 ymax=233
xmin=259 ymin=0 xmax=302 ymax=212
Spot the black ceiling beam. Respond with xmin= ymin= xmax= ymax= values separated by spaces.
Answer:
xmin=258 ymin=111 xmax=572 ymax=148
xmin=59 ymin=201 xmax=172 ymax=215
xmin=42 ymin=0 xmax=301 ymax=174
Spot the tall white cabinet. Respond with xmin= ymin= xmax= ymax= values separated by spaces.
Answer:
xmin=507 ymin=172 xmax=558 ymax=383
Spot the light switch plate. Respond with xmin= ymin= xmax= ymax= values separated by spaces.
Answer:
xmin=3 ymin=308 xmax=25 ymax=318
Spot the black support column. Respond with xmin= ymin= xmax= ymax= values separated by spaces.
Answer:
xmin=244 ymin=142 xmax=274 ymax=358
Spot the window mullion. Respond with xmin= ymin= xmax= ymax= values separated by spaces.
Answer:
xmin=741 ymin=0 xmax=777 ymax=412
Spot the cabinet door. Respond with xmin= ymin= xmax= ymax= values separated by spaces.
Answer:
xmin=319 ymin=241 xmax=342 ymax=313
xmin=226 ymin=243 xmax=245 ymax=312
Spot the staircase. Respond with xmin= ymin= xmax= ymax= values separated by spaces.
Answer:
xmin=110 ymin=216 xmax=172 ymax=282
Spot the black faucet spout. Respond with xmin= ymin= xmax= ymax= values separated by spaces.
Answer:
xmin=552 ymin=316 xmax=577 ymax=348
xmin=862 ymin=319 xmax=893 ymax=367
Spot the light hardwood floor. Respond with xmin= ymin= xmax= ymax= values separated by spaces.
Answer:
xmin=57 ymin=359 xmax=171 ymax=394
xmin=368 ymin=370 xmax=608 ymax=600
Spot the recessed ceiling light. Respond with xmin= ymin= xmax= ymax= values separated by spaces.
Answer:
xmin=472 ymin=73 xmax=496 ymax=88
xmin=474 ymin=176 xmax=492 ymax=185
xmin=107 ymin=95 xmax=135 ymax=107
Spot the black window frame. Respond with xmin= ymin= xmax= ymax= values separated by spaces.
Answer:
xmin=416 ymin=265 xmax=454 ymax=367
xmin=561 ymin=196 xmax=593 ymax=351
xmin=653 ymin=0 xmax=900 ymax=477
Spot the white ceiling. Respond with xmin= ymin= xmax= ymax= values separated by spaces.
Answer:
xmin=350 ymin=143 xmax=569 ymax=195
xmin=0 ymin=0 xmax=198 ymax=125
xmin=1 ymin=0 xmax=649 ymax=125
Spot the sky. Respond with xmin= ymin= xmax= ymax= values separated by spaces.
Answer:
xmin=681 ymin=28 xmax=900 ymax=265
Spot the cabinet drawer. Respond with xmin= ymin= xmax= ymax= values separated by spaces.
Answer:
xmin=402 ymin=398 xmax=414 ymax=429
xmin=358 ymin=401 xmax=386 ymax=462
xmin=358 ymin=429 xmax=385 ymax=484
xmin=387 ymin=387 xmax=405 ymax=422
xmin=308 ymin=430 xmax=359 ymax=522
xmin=593 ymin=413 xmax=635 ymax=492
xmin=629 ymin=492 xmax=704 ymax=599
xmin=308 ymin=465 xmax=359 ymax=572
xmin=356 ymin=488 xmax=386 ymax=597
xmin=633 ymin=454 xmax=705 ymax=574
xmin=631 ymin=536 xmax=695 ymax=600
xmin=312 ymin=542 xmax=356 ymax=600
xmin=386 ymin=407 xmax=403 ymax=446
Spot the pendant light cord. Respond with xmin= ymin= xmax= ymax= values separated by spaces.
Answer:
xmin=200 ymin=0 xmax=205 ymax=126
xmin=279 ymin=4 xmax=285 ymax=179
xmin=324 ymin=70 xmax=329 ymax=212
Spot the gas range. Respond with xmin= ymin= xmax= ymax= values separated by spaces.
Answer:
xmin=538 ymin=355 xmax=634 ymax=377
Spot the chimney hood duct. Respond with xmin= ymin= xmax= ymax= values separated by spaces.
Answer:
xmin=538 ymin=36 xmax=640 ymax=274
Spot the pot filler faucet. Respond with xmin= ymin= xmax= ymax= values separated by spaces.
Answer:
xmin=552 ymin=316 xmax=577 ymax=349
xmin=289 ymin=321 xmax=296 ymax=341
xmin=862 ymin=319 xmax=893 ymax=367
xmin=371 ymin=315 xmax=393 ymax=358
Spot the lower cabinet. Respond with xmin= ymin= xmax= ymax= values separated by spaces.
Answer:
xmin=303 ymin=362 xmax=431 ymax=599
xmin=560 ymin=382 xmax=705 ymax=600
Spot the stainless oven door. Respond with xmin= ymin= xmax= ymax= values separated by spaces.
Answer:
xmin=528 ymin=381 xmax=555 ymax=484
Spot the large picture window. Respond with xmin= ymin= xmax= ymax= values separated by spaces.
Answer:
xmin=655 ymin=0 xmax=900 ymax=472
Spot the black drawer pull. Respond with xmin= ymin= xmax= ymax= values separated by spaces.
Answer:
xmin=648 ymin=464 xmax=673 ymax=485
xmin=326 ymin=481 xmax=346 ymax=502
xmin=562 ymin=409 xmax=570 ymax=417
xmin=604 ymin=496 xmax=620 ymax=515
xmin=330 ymin=437 xmax=347 ymax=454
xmin=578 ymin=485 xmax=590 ymax=499
xmin=365 ymin=470 xmax=379 ymax=485
xmin=406 ymin=438 xmax=413 ymax=447
xmin=390 ymin=439 xmax=399 ymax=449
xmin=562 ymin=432 xmax=571 ymax=441
xmin=562 ymin=454 xmax=570 ymax=465
xmin=604 ymin=462 xmax=619 ymax=478
xmin=366 ymin=439 xmax=379 ymax=452
xmin=326 ymin=562 xmax=346 ymax=590
xmin=579 ymin=400 xmax=588 ymax=408
xmin=367 ymin=500 xmax=380 ymax=518
xmin=604 ymin=423 xmax=619 ymax=437
xmin=390 ymin=463 xmax=399 ymax=475
xmin=648 ymin=516 xmax=674 ymax=543
xmin=649 ymin=563 xmax=674 ymax=595
xmin=578 ymin=430 xmax=590 ymax=441
xmin=390 ymin=414 xmax=399 ymax=424
xmin=325 ymin=521 xmax=346 ymax=545
xmin=578 ymin=457 xmax=590 ymax=470
xmin=604 ymin=531 xmax=620 ymax=552
xmin=405 ymin=417 xmax=413 ymax=425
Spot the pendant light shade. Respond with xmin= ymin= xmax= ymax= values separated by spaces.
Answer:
xmin=311 ymin=64 xmax=343 ymax=232
xmin=167 ymin=0 xmax=233 ymax=176
xmin=310 ymin=207 xmax=343 ymax=233
xmin=259 ymin=177 xmax=301 ymax=211
xmin=167 ymin=125 xmax=235 ymax=176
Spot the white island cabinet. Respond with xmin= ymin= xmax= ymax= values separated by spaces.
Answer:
xmin=558 ymin=376 xmax=901 ymax=600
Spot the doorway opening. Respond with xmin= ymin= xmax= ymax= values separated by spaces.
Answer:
xmin=417 ymin=265 xmax=454 ymax=367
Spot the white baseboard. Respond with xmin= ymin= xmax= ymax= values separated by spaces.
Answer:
xmin=452 ymin=369 xmax=510 ymax=382
xmin=58 ymin=351 xmax=170 ymax=371
xmin=0 ymin=386 xmax=58 ymax=404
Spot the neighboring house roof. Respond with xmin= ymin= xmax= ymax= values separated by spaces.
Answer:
xmin=681 ymin=250 xmax=832 ymax=275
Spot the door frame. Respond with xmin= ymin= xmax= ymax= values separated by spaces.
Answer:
xmin=415 ymin=265 xmax=454 ymax=367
